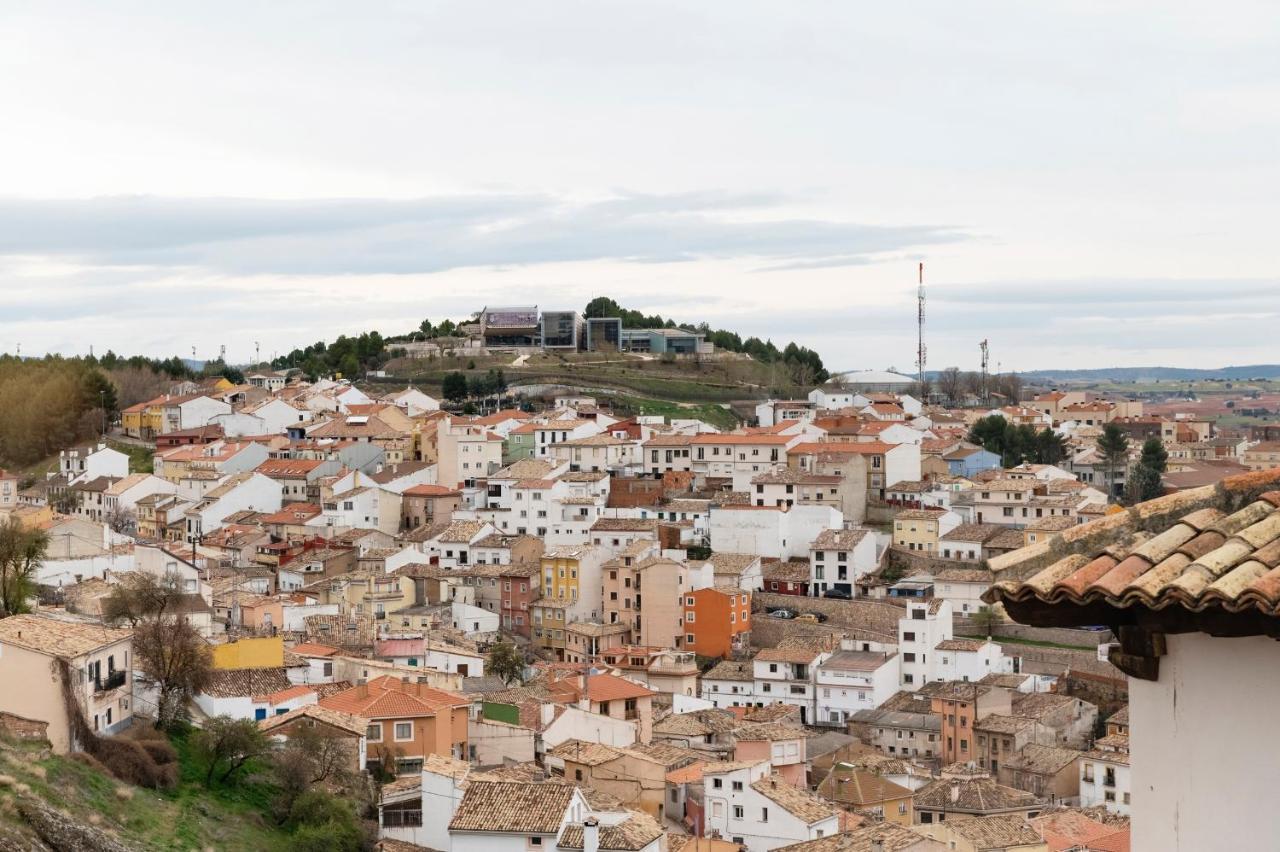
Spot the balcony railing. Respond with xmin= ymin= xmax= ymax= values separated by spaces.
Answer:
xmin=381 ymin=809 xmax=423 ymax=828
xmin=95 ymin=670 xmax=127 ymax=693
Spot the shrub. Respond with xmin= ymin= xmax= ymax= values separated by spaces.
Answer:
xmin=139 ymin=740 xmax=178 ymax=766
xmin=96 ymin=738 xmax=177 ymax=790
xmin=67 ymin=751 xmax=108 ymax=775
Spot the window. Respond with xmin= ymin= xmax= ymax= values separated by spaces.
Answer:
xmin=366 ymin=723 xmax=382 ymax=741
xmin=761 ymin=807 xmax=768 ymax=822
xmin=732 ymin=780 xmax=743 ymax=791
xmin=712 ymin=778 xmax=723 ymax=789
xmin=732 ymin=806 xmax=743 ymax=819
xmin=394 ymin=722 xmax=413 ymax=741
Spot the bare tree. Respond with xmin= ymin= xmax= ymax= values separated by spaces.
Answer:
xmin=938 ymin=367 xmax=963 ymax=405
xmin=105 ymin=504 xmax=137 ymax=535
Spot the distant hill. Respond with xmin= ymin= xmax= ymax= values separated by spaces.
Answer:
xmin=1013 ymin=365 xmax=1280 ymax=383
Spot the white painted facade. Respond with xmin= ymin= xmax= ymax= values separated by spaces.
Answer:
xmin=814 ymin=652 xmax=900 ymax=727
xmin=1127 ymin=632 xmax=1280 ymax=851
xmin=701 ymin=761 xmax=839 ymax=852
xmin=709 ymin=504 xmax=843 ymax=561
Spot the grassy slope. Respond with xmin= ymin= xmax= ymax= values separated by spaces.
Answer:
xmin=0 ymin=733 xmax=291 ymax=851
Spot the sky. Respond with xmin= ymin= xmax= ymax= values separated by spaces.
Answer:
xmin=1 ymin=2 xmax=1278 ymax=372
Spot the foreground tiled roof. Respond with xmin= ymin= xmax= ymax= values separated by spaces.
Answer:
xmin=257 ymin=703 xmax=367 ymax=736
xmin=986 ymin=470 xmax=1280 ymax=620
xmin=203 ymin=667 xmax=294 ymax=699
xmin=448 ymin=780 xmax=575 ymax=834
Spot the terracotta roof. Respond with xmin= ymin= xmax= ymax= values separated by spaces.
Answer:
xmin=319 ymin=675 xmax=469 ymax=719
xmin=557 ymin=812 xmax=664 ymax=851
xmin=788 ymin=441 xmax=894 ymax=457
xmin=253 ymin=684 xmax=317 ymax=704
xmin=934 ymin=638 xmax=987 ymax=652
xmin=773 ymin=824 xmax=937 ymax=852
xmin=584 ymin=672 xmax=656 ymax=702
xmin=548 ymin=739 xmax=622 ymax=766
xmin=402 ymin=484 xmax=462 ymax=497
xmin=756 ymin=647 xmax=824 ymax=664
xmin=764 ymin=560 xmax=812 ymax=583
xmin=811 ymin=528 xmax=870 ymax=550
xmin=986 ymin=474 xmax=1280 ymax=621
xmin=257 ymin=703 xmax=367 ymax=736
xmin=448 ymin=780 xmax=576 ymax=834
xmin=914 ymin=774 xmax=1041 ymax=813
xmin=702 ymin=660 xmax=753 ymax=681
xmin=940 ymin=523 xmax=1005 ymax=543
xmin=895 ymin=508 xmax=947 ymax=520
xmin=944 ymin=814 xmax=1045 ymax=848
xmin=750 ymin=774 xmax=837 ymax=824
xmin=1009 ymin=743 xmax=1083 ymax=775
xmin=932 ymin=567 xmax=995 ymax=584
xmin=290 ymin=642 xmax=340 ymax=657
xmin=0 ymin=614 xmax=131 ymax=659
xmin=818 ymin=767 xmax=914 ymax=807
xmin=203 ymin=667 xmax=294 ymax=699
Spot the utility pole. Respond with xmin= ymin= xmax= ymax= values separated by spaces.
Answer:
xmin=916 ymin=262 xmax=927 ymax=397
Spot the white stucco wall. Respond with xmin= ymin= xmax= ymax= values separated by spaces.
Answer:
xmin=1131 ymin=632 xmax=1280 ymax=851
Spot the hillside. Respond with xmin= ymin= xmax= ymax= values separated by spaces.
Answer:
xmin=375 ymin=348 xmax=805 ymax=429
xmin=0 ymin=731 xmax=293 ymax=851
xmin=1015 ymin=364 xmax=1280 ymax=383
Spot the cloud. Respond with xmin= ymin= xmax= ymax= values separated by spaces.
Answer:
xmin=0 ymin=193 xmax=967 ymax=276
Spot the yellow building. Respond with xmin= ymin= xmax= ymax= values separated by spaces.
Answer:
xmin=211 ymin=636 xmax=284 ymax=669
xmin=542 ymin=549 xmax=584 ymax=602
xmin=893 ymin=508 xmax=948 ymax=553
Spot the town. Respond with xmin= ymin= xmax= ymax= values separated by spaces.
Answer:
xmin=3 ymin=301 xmax=1278 ymax=851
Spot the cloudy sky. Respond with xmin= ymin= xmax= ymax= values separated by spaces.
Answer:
xmin=2 ymin=2 xmax=1278 ymax=372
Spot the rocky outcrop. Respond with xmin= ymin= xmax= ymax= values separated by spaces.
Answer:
xmin=15 ymin=797 xmax=137 ymax=852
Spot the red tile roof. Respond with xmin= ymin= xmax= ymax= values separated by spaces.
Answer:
xmin=318 ymin=675 xmax=469 ymax=719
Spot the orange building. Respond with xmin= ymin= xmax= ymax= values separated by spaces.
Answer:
xmin=682 ymin=587 xmax=751 ymax=659
xmin=319 ymin=675 xmax=470 ymax=775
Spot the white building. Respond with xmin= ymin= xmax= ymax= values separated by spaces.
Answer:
xmin=815 ymin=651 xmax=900 ymax=727
xmin=710 ymin=504 xmax=843 ymax=562
xmin=897 ymin=600 xmax=951 ymax=690
xmin=1079 ymin=734 xmax=1131 ymax=816
xmin=808 ymin=527 xmax=879 ymax=597
xmin=752 ymin=647 xmax=831 ymax=725
xmin=701 ymin=759 xmax=839 ymax=852
xmin=184 ymin=471 xmax=283 ymax=541
xmin=60 ymin=442 xmax=129 ymax=486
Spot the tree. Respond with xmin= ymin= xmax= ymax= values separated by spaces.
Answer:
xmin=105 ymin=504 xmax=137 ymax=535
xmin=1139 ymin=436 xmax=1168 ymax=474
xmin=0 ymin=517 xmax=48 ymax=616
xmin=1033 ymin=428 xmax=1068 ymax=465
xmin=968 ymin=415 xmax=1009 ymax=457
xmin=1125 ymin=462 xmax=1164 ymax=504
xmin=137 ymin=616 xmax=212 ymax=728
xmin=969 ymin=605 xmax=1002 ymax=636
xmin=1096 ymin=424 xmax=1131 ymax=501
xmin=487 ymin=639 xmax=526 ymax=685
xmin=194 ymin=715 xmax=271 ymax=786
xmin=442 ymin=371 xmax=468 ymax=403
xmin=271 ymin=724 xmax=358 ymax=820
xmin=938 ymin=367 xmax=963 ymax=405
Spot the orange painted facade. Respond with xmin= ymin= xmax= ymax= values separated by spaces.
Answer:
xmin=681 ymin=587 xmax=751 ymax=658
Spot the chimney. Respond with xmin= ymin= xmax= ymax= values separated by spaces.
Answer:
xmin=582 ymin=817 xmax=599 ymax=852
xmin=950 ymin=781 xmax=960 ymax=803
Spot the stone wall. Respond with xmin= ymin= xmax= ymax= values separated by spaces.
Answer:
xmin=756 ymin=592 xmax=902 ymax=641
xmin=0 ymin=712 xmax=48 ymax=744
xmin=954 ymin=618 xmax=1113 ymax=649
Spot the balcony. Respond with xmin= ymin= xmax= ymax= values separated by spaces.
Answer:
xmin=95 ymin=670 xmax=127 ymax=693
xmin=381 ymin=809 xmax=423 ymax=828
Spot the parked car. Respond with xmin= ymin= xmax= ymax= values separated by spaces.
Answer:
xmin=794 ymin=613 xmax=820 ymax=624
xmin=769 ymin=609 xmax=797 ymax=619
xmin=823 ymin=588 xmax=852 ymax=600
xmin=802 ymin=612 xmax=829 ymax=623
